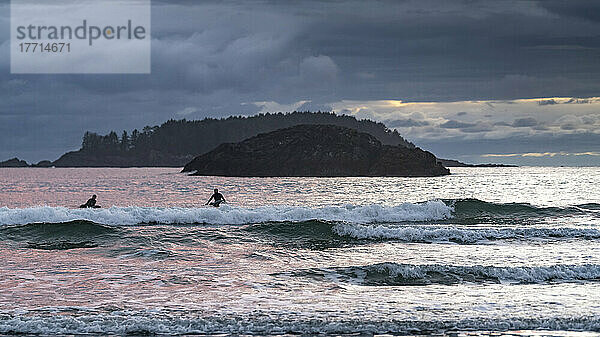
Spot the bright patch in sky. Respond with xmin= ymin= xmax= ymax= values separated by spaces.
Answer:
xmin=255 ymin=97 xmax=600 ymax=165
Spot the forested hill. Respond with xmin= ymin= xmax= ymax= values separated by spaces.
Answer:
xmin=53 ymin=112 xmax=415 ymax=167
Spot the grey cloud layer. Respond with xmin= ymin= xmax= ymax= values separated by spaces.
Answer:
xmin=1 ymin=0 xmax=599 ymax=163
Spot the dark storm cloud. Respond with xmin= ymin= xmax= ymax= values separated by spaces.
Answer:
xmin=539 ymin=98 xmax=594 ymax=105
xmin=296 ymin=101 xmax=333 ymax=112
xmin=512 ymin=117 xmax=538 ymax=127
xmin=440 ymin=120 xmax=476 ymax=129
xmin=1 ymin=0 xmax=600 ymax=163
xmin=565 ymin=98 xmax=593 ymax=104
xmin=434 ymin=119 xmax=495 ymax=133
xmin=385 ymin=119 xmax=430 ymax=128
xmin=538 ymin=0 xmax=600 ymax=23
xmin=538 ymin=99 xmax=559 ymax=106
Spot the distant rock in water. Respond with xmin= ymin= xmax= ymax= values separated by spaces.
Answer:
xmin=32 ymin=160 xmax=53 ymax=168
xmin=183 ymin=125 xmax=450 ymax=177
xmin=438 ymin=158 xmax=517 ymax=168
xmin=0 ymin=158 xmax=29 ymax=167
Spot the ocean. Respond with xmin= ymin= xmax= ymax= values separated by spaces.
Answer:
xmin=0 ymin=167 xmax=599 ymax=335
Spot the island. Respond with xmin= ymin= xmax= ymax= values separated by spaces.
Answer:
xmin=49 ymin=112 xmax=415 ymax=167
xmin=2 ymin=112 xmax=513 ymax=171
xmin=0 ymin=158 xmax=29 ymax=167
xmin=182 ymin=124 xmax=450 ymax=177
xmin=0 ymin=158 xmax=56 ymax=168
xmin=438 ymin=158 xmax=517 ymax=167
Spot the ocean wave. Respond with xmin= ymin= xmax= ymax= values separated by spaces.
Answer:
xmin=243 ymin=221 xmax=600 ymax=247
xmin=1 ymin=312 xmax=600 ymax=335
xmin=290 ymin=263 xmax=600 ymax=286
xmin=25 ymin=240 xmax=98 ymax=250
xmin=449 ymin=198 xmax=599 ymax=219
xmin=1 ymin=204 xmax=598 ymax=247
xmin=0 ymin=199 xmax=596 ymax=227
xmin=0 ymin=201 xmax=452 ymax=226
xmin=332 ymin=223 xmax=600 ymax=243
xmin=576 ymin=203 xmax=600 ymax=211
xmin=0 ymin=219 xmax=115 ymax=235
xmin=0 ymin=221 xmax=118 ymax=249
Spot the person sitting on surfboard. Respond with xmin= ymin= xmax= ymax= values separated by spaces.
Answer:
xmin=206 ymin=189 xmax=226 ymax=207
xmin=80 ymin=195 xmax=100 ymax=208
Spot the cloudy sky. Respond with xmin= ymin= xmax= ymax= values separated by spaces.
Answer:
xmin=1 ymin=0 xmax=599 ymax=165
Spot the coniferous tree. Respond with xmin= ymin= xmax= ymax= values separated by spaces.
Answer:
xmin=120 ymin=131 xmax=129 ymax=151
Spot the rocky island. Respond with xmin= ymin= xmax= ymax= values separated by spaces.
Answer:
xmin=48 ymin=112 xmax=415 ymax=167
xmin=438 ymin=158 xmax=518 ymax=167
xmin=0 ymin=158 xmax=29 ymax=167
xmin=182 ymin=124 xmax=450 ymax=177
xmin=3 ymin=113 xmax=506 ymax=172
xmin=0 ymin=158 xmax=56 ymax=168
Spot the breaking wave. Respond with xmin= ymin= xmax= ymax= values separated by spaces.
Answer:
xmin=290 ymin=263 xmax=600 ymax=286
xmin=1 ymin=312 xmax=599 ymax=335
xmin=0 ymin=201 xmax=452 ymax=226
xmin=332 ymin=223 xmax=600 ymax=243
xmin=242 ymin=221 xmax=600 ymax=247
xmin=0 ymin=199 xmax=598 ymax=246
xmin=0 ymin=199 xmax=597 ymax=227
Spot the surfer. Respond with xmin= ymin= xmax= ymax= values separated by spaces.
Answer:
xmin=206 ymin=188 xmax=226 ymax=207
xmin=79 ymin=195 xmax=100 ymax=208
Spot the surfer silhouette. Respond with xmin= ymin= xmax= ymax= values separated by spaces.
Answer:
xmin=80 ymin=195 xmax=100 ymax=208
xmin=206 ymin=189 xmax=226 ymax=207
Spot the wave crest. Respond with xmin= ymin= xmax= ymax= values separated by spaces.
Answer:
xmin=292 ymin=263 xmax=600 ymax=286
xmin=333 ymin=224 xmax=600 ymax=243
xmin=0 ymin=201 xmax=452 ymax=226
xmin=2 ymin=313 xmax=600 ymax=335
xmin=0 ymin=199 xmax=596 ymax=227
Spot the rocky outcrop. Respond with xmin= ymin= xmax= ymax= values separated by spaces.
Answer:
xmin=0 ymin=158 xmax=29 ymax=167
xmin=182 ymin=125 xmax=450 ymax=177
xmin=438 ymin=158 xmax=517 ymax=167
xmin=32 ymin=160 xmax=53 ymax=168
xmin=0 ymin=158 xmax=58 ymax=168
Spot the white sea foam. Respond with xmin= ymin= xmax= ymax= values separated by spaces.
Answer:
xmin=0 ymin=201 xmax=452 ymax=226
xmin=318 ymin=263 xmax=600 ymax=285
xmin=332 ymin=224 xmax=600 ymax=243
xmin=1 ymin=312 xmax=600 ymax=335
xmin=371 ymin=263 xmax=600 ymax=283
